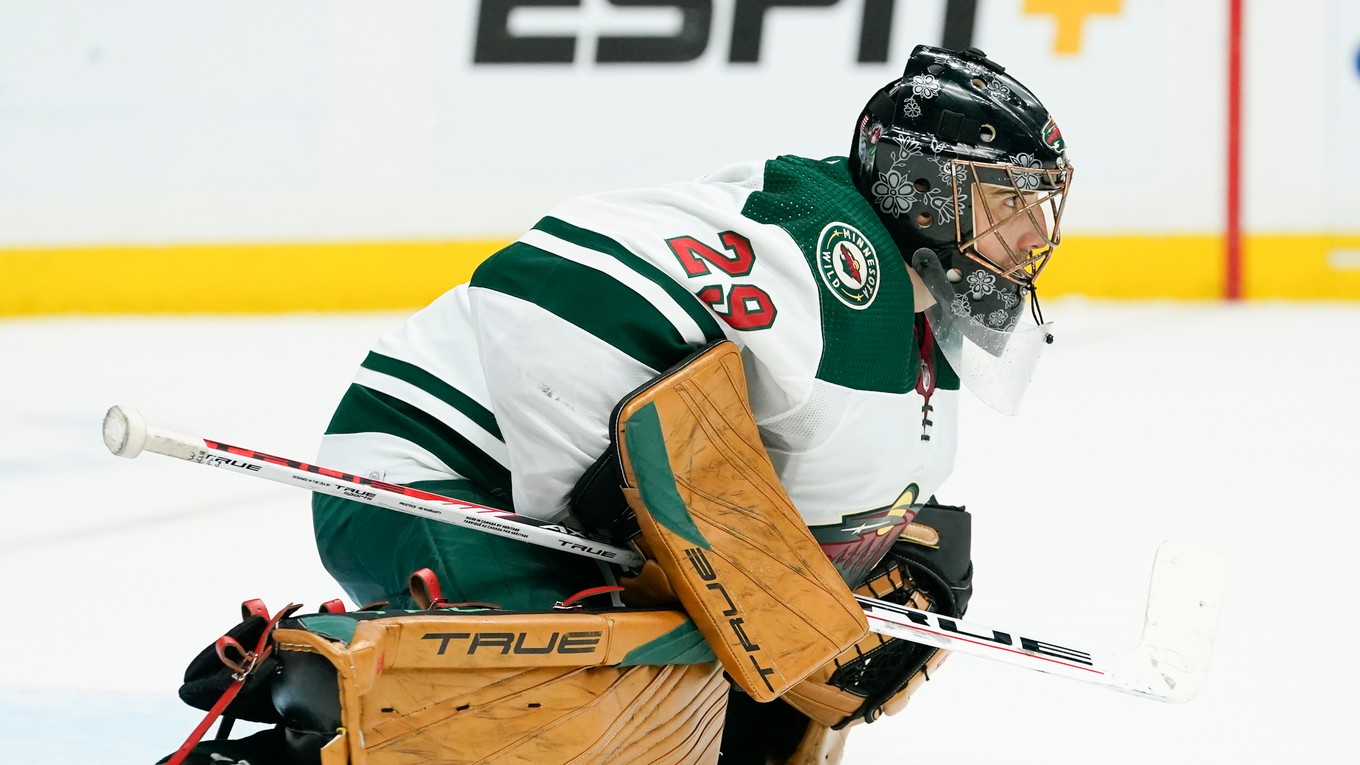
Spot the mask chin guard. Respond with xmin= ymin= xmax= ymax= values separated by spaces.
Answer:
xmin=910 ymin=248 xmax=1054 ymax=416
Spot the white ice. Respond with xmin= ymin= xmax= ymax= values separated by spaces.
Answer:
xmin=1 ymin=301 xmax=1357 ymax=763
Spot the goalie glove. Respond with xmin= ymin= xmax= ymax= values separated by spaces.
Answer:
xmin=781 ymin=500 xmax=973 ymax=728
xmin=894 ymin=498 xmax=974 ymax=616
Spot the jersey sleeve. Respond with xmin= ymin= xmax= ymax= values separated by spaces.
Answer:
xmin=467 ymin=218 xmax=727 ymax=522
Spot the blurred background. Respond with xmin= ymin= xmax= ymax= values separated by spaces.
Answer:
xmin=2 ymin=2 xmax=1358 ymax=763
xmin=5 ymin=0 xmax=1358 ymax=311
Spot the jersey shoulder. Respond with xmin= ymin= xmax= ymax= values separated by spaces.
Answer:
xmin=740 ymin=155 xmax=921 ymax=394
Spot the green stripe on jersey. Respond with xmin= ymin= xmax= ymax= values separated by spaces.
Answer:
xmin=471 ymin=242 xmax=704 ymax=372
xmin=532 ymin=216 xmax=726 ymax=342
xmin=325 ymin=384 xmax=512 ymax=504
xmin=360 ymin=351 xmax=503 ymax=440
xmin=741 ymin=156 xmax=918 ymax=394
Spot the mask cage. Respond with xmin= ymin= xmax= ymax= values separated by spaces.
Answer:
xmin=950 ymin=162 xmax=1073 ymax=288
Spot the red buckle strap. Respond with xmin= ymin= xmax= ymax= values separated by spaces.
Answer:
xmin=409 ymin=568 xmax=443 ymax=609
xmin=557 ymin=585 xmax=625 ymax=609
xmin=240 ymin=598 xmax=268 ymax=619
xmin=164 ymin=600 xmax=300 ymax=765
xmin=409 ymin=567 xmax=501 ymax=610
xmin=213 ymin=636 xmax=256 ymax=679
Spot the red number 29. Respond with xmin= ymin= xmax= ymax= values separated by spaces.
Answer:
xmin=666 ymin=231 xmax=777 ymax=331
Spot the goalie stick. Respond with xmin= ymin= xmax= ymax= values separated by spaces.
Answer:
xmin=101 ymin=405 xmax=640 ymax=567
xmin=102 ymin=404 xmax=1224 ymax=703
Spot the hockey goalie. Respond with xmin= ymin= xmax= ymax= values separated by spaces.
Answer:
xmin=158 ymin=45 xmax=1073 ymax=765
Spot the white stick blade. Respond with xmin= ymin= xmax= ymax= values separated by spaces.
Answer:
xmin=102 ymin=405 xmax=147 ymax=458
xmin=1129 ymin=538 xmax=1227 ymax=703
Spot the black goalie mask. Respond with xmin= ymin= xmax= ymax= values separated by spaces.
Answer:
xmin=849 ymin=45 xmax=1074 ymax=414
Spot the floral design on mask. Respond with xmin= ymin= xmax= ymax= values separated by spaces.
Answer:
xmin=1010 ymin=153 xmax=1043 ymax=191
xmin=903 ymin=97 xmax=922 ymax=119
xmin=871 ymin=147 xmax=916 ymax=217
xmin=927 ymin=190 xmax=959 ymax=224
xmin=911 ymin=74 xmax=941 ymax=99
xmin=951 ymin=294 xmax=972 ymax=318
xmin=988 ymin=309 xmax=1010 ymax=327
xmin=998 ymin=288 xmax=1020 ymax=309
xmin=934 ymin=155 xmax=969 ymax=187
xmin=872 ymin=178 xmax=913 ymax=217
xmin=871 ymin=139 xmax=965 ymax=227
xmin=966 ymin=269 xmax=997 ymax=299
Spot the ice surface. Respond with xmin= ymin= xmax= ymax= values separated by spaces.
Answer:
xmin=1 ymin=302 xmax=1357 ymax=763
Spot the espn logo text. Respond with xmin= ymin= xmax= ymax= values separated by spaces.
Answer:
xmin=474 ymin=0 xmax=978 ymax=64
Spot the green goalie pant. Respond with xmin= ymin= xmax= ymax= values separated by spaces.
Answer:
xmin=312 ymin=479 xmax=606 ymax=611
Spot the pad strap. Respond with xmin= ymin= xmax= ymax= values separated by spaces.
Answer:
xmin=165 ymin=602 xmax=300 ymax=765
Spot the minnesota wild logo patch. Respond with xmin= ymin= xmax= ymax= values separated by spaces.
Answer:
xmin=1043 ymin=115 xmax=1065 ymax=153
xmin=816 ymin=223 xmax=880 ymax=310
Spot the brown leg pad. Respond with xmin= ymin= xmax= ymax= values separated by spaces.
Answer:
xmin=273 ymin=609 xmax=729 ymax=765
xmin=614 ymin=341 xmax=868 ymax=702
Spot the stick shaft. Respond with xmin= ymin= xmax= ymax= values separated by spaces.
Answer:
xmin=124 ymin=415 xmax=645 ymax=568
xmin=105 ymin=406 xmax=1219 ymax=702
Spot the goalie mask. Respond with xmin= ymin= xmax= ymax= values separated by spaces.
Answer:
xmin=848 ymin=45 xmax=1074 ymax=414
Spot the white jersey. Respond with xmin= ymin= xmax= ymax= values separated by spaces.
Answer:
xmin=319 ymin=155 xmax=961 ymax=584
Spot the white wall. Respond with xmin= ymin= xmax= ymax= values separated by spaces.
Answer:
xmin=0 ymin=0 xmax=1355 ymax=247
